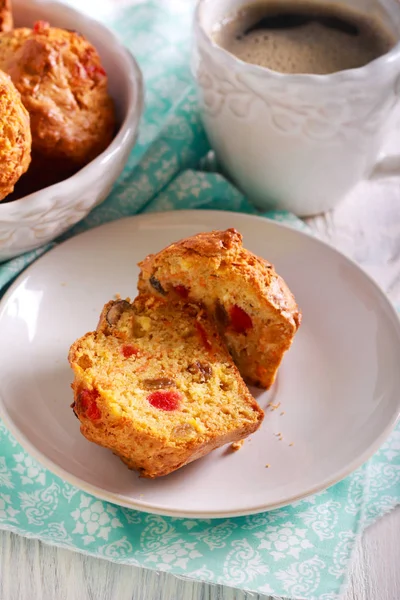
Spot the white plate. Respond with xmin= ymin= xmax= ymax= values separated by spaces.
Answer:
xmin=1 ymin=211 xmax=399 ymax=518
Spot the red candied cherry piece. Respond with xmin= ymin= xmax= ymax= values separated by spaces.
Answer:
xmin=33 ymin=20 xmax=50 ymax=33
xmin=79 ymin=389 xmax=101 ymax=421
xmin=147 ymin=390 xmax=182 ymax=411
xmin=229 ymin=305 xmax=253 ymax=334
xmin=122 ymin=344 xmax=139 ymax=358
xmin=86 ymin=402 xmax=101 ymax=420
xmin=173 ymin=285 xmax=190 ymax=299
xmin=195 ymin=322 xmax=212 ymax=351
xmin=80 ymin=47 xmax=107 ymax=80
xmin=85 ymin=62 xmax=107 ymax=78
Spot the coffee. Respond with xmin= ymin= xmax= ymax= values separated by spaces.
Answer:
xmin=212 ymin=1 xmax=396 ymax=74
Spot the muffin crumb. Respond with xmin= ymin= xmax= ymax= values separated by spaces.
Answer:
xmin=231 ymin=439 xmax=245 ymax=452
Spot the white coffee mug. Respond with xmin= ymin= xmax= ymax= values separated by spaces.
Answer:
xmin=193 ymin=0 xmax=400 ymax=216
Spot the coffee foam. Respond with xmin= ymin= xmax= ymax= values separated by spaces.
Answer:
xmin=214 ymin=2 xmax=396 ymax=74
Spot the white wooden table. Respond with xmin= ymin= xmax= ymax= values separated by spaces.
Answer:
xmin=1 ymin=176 xmax=400 ymax=600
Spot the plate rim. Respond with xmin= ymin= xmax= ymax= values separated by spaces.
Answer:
xmin=1 ymin=209 xmax=399 ymax=519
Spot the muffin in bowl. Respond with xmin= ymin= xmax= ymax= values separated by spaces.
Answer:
xmin=0 ymin=0 xmax=13 ymax=32
xmin=0 ymin=20 xmax=116 ymax=175
xmin=0 ymin=0 xmax=143 ymax=262
xmin=0 ymin=69 xmax=31 ymax=201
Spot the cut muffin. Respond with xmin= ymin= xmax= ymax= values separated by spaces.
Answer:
xmin=69 ymin=295 xmax=263 ymax=478
xmin=138 ymin=228 xmax=301 ymax=389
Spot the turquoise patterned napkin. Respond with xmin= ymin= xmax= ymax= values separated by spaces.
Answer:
xmin=0 ymin=2 xmax=399 ymax=599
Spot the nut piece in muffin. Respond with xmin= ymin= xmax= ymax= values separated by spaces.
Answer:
xmin=0 ymin=0 xmax=12 ymax=33
xmin=69 ymin=295 xmax=264 ymax=478
xmin=138 ymin=229 xmax=301 ymax=389
xmin=0 ymin=20 xmax=115 ymax=173
xmin=0 ymin=69 xmax=31 ymax=201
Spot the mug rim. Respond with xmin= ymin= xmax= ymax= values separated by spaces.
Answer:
xmin=194 ymin=0 xmax=400 ymax=83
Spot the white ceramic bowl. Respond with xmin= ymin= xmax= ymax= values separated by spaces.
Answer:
xmin=0 ymin=0 xmax=144 ymax=262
